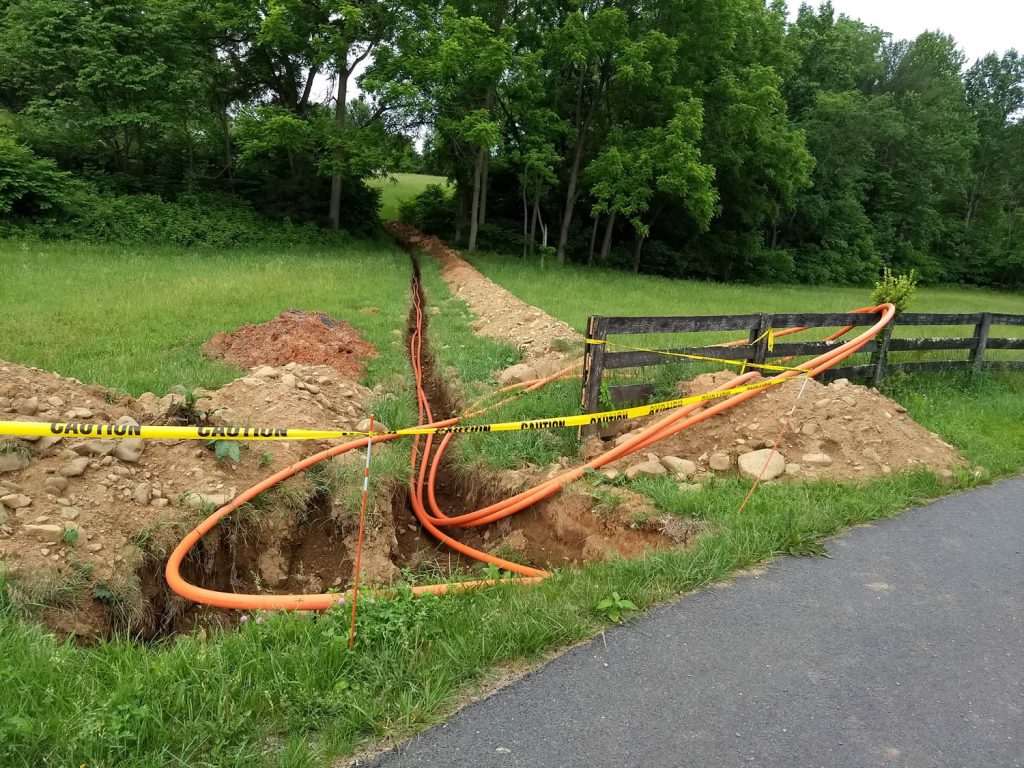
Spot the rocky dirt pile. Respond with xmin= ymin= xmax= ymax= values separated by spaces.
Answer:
xmin=203 ymin=308 xmax=377 ymax=379
xmin=0 ymin=359 xmax=375 ymax=637
xmin=385 ymin=222 xmax=580 ymax=379
xmin=602 ymin=372 xmax=964 ymax=485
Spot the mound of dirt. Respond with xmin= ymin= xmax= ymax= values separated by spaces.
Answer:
xmin=0 ymin=359 xmax=375 ymax=638
xmin=385 ymin=222 xmax=579 ymax=372
xmin=604 ymin=372 xmax=964 ymax=483
xmin=203 ymin=309 xmax=377 ymax=379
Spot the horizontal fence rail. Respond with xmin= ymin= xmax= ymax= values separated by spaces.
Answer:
xmin=580 ymin=311 xmax=1024 ymax=421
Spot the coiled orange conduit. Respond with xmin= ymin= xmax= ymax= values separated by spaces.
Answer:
xmin=165 ymin=300 xmax=895 ymax=610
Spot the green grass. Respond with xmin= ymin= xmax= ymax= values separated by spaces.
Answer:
xmin=1 ymin=237 xmax=1023 ymax=767
xmin=370 ymin=173 xmax=448 ymax=220
xmin=0 ymin=237 xmax=414 ymax=395
xmin=467 ymin=252 xmax=1024 ymax=332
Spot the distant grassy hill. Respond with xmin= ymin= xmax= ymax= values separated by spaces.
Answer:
xmin=370 ymin=173 xmax=448 ymax=219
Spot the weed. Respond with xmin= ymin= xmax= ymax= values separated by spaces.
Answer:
xmin=596 ymin=591 xmax=638 ymax=623
xmin=629 ymin=512 xmax=650 ymax=530
xmin=590 ymin=487 xmax=623 ymax=515
xmin=208 ymin=439 xmax=241 ymax=463
xmin=258 ymin=451 xmax=274 ymax=468
xmin=871 ymin=267 xmax=919 ymax=312
xmin=61 ymin=529 xmax=79 ymax=545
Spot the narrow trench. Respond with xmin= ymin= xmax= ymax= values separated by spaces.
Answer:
xmin=109 ymin=248 xmax=675 ymax=642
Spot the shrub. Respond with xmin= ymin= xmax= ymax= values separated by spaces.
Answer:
xmin=398 ymin=184 xmax=455 ymax=237
xmin=870 ymin=267 xmax=918 ymax=312
xmin=0 ymin=134 xmax=80 ymax=216
xmin=0 ymin=191 xmax=349 ymax=248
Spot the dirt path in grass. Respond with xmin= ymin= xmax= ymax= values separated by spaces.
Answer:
xmin=384 ymin=222 xmax=581 ymax=373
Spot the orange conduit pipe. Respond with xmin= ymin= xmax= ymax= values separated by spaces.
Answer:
xmin=166 ymin=300 xmax=894 ymax=611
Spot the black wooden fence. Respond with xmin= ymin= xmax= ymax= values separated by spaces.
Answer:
xmin=580 ymin=311 xmax=1024 ymax=417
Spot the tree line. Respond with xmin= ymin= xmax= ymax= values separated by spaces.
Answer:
xmin=1 ymin=0 xmax=1021 ymax=287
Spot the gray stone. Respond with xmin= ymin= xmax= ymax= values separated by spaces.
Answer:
xmin=802 ymin=452 xmax=834 ymax=466
xmin=738 ymin=449 xmax=786 ymax=481
xmin=801 ymin=421 xmax=819 ymax=436
xmin=71 ymin=440 xmax=116 ymax=457
xmin=60 ymin=507 xmax=80 ymax=520
xmin=24 ymin=524 xmax=63 ymax=543
xmin=709 ymin=453 xmax=732 ymax=472
xmin=44 ymin=476 xmax=69 ymax=494
xmin=151 ymin=497 xmax=169 ymax=507
xmin=660 ymin=456 xmax=697 ymax=478
xmin=184 ymin=491 xmax=232 ymax=509
xmin=0 ymin=451 xmax=30 ymax=474
xmin=625 ymin=460 xmax=667 ymax=480
xmin=498 ymin=363 xmax=538 ymax=386
xmin=133 ymin=482 xmax=152 ymax=506
xmin=34 ymin=435 xmax=63 ymax=452
xmin=112 ymin=417 xmax=144 ymax=463
xmin=356 ymin=418 xmax=389 ymax=434
xmin=59 ymin=457 xmax=90 ymax=477
xmin=0 ymin=493 xmax=30 ymax=509
xmin=86 ymin=543 xmax=104 ymax=552
xmin=785 ymin=463 xmax=802 ymax=476
xmin=13 ymin=397 xmax=39 ymax=416
xmin=280 ymin=373 xmax=298 ymax=388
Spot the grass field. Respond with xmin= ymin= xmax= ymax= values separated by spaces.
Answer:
xmin=1 ymin=236 xmax=1023 ymax=767
xmin=370 ymin=173 xmax=448 ymax=219
xmin=467 ymin=252 xmax=1024 ymax=331
xmin=0 ymin=237 xmax=416 ymax=395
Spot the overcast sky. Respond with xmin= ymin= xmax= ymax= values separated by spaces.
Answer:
xmin=794 ymin=0 xmax=1022 ymax=64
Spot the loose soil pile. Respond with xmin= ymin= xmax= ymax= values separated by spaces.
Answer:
xmin=385 ymin=222 xmax=580 ymax=371
xmin=0 ymin=359 xmax=375 ymax=638
xmin=203 ymin=308 xmax=377 ymax=379
xmin=604 ymin=371 xmax=964 ymax=483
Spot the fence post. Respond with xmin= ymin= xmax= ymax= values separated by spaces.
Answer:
xmin=747 ymin=313 xmax=771 ymax=369
xmin=580 ymin=316 xmax=608 ymax=436
xmin=871 ymin=315 xmax=896 ymax=389
xmin=970 ymin=312 xmax=992 ymax=373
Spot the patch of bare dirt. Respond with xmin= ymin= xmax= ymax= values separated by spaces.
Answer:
xmin=385 ymin=221 xmax=580 ymax=372
xmin=203 ymin=308 xmax=377 ymax=379
xmin=603 ymin=371 xmax=965 ymax=483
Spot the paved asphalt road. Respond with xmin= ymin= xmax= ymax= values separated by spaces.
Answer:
xmin=364 ymin=477 xmax=1024 ymax=768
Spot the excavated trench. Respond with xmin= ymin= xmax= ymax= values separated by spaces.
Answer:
xmin=108 ymin=253 xmax=677 ymax=641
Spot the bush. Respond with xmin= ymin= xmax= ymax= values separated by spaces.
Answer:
xmin=0 ymin=134 xmax=80 ymax=216
xmin=0 ymin=191 xmax=347 ymax=248
xmin=870 ymin=267 xmax=918 ymax=312
xmin=398 ymin=184 xmax=455 ymax=237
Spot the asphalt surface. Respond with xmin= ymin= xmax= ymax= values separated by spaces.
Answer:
xmin=364 ymin=477 xmax=1024 ymax=768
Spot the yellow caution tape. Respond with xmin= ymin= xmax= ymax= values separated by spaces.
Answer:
xmin=585 ymin=335 xmax=799 ymax=373
xmin=0 ymin=372 xmax=806 ymax=442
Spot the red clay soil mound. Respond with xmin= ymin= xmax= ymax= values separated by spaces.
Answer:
xmin=203 ymin=309 xmax=376 ymax=378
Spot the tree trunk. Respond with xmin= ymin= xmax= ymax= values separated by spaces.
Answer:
xmin=587 ymin=214 xmax=600 ymax=266
xmin=522 ymin=183 xmax=529 ymax=258
xmin=632 ymin=231 xmax=645 ymax=273
xmin=298 ymin=66 xmax=318 ymax=116
xmin=556 ymin=138 xmax=586 ymax=264
xmin=468 ymin=144 xmax=486 ymax=251
xmin=329 ymin=64 xmax=349 ymax=231
xmin=528 ymin=184 xmax=540 ymax=258
xmin=454 ymin=184 xmax=469 ymax=244
xmin=479 ymin=152 xmax=489 ymax=226
xmin=599 ymin=211 xmax=616 ymax=263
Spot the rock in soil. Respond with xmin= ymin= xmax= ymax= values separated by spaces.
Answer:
xmin=0 ymin=452 xmax=30 ymax=473
xmin=738 ymin=449 xmax=786 ymax=481
xmin=709 ymin=453 xmax=732 ymax=471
